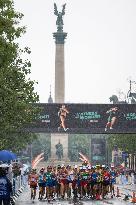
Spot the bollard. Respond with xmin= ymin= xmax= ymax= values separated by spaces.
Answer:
xmin=116 ymin=187 xmax=121 ymax=197
xmin=131 ymin=192 xmax=136 ymax=203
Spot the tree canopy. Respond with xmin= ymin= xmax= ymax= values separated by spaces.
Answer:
xmin=68 ymin=134 xmax=90 ymax=161
xmin=0 ymin=0 xmax=39 ymax=151
xmin=107 ymin=134 xmax=136 ymax=154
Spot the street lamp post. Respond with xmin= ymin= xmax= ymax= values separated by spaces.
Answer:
xmin=105 ymin=137 xmax=109 ymax=166
xmin=127 ymin=80 xmax=136 ymax=103
xmin=30 ymin=143 xmax=33 ymax=166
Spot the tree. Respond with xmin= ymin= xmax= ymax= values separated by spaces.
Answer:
xmin=0 ymin=0 xmax=39 ymax=151
xmin=68 ymin=134 xmax=90 ymax=161
xmin=32 ymin=134 xmax=51 ymax=159
xmin=107 ymin=134 xmax=136 ymax=154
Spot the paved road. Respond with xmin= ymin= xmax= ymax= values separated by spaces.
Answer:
xmin=15 ymin=187 xmax=134 ymax=205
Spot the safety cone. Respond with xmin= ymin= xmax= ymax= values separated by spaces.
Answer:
xmin=131 ymin=192 xmax=136 ymax=203
xmin=116 ymin=187 xmax=121 ymax=197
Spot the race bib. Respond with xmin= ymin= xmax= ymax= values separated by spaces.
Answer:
xmin=31 ymin=177 xmax=36 ymax=182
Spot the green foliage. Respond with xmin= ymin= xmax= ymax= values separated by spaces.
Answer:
xmin=0 ymin=0 xmax=39 ymax=151
xmin=68 ymin=134 xmax=90 ymax=161
xmin=0 ymin=132 xmax=37 ymax=152
xmin=107 ymin=134 xmax=136 ymax=154
xmin=32 ymin=134 xmax=51 ymax=160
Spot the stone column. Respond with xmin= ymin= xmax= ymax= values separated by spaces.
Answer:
xmin=55 ymin=44 xmax=65 ymax=102
xmin=53 ymin=32 xmax=67 ymax=103
xmin=50 ymin=31 xmax=69 ymax=161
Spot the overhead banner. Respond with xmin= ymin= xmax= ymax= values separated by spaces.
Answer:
xmin=27 ymin=103 xmax=136 ymax=134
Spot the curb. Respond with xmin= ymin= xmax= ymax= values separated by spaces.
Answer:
xmin=115 ymin=187 xmax=136 ymax=204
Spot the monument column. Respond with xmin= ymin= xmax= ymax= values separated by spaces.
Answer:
xmin=53 ymin=32 xmax=67 ymax=103
xmin=51 ymin=3 xmax=68 ymax=161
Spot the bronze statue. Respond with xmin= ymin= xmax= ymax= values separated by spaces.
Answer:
xmin=54 ymin=3 xmax=66 ymax=32
xmin=55 ymin=140 xmax=63 ymax=160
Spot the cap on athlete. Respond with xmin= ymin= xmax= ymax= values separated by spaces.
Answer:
xmin=66 ymin=165 xmax=71 ymax=169
xmin=83 ymin=166 xmax=86 ymax=170
xmin=47 ymin=165 xmax=52 ymax=169
xmin=32 ymin=168 xmax=36 ymax=172
xmin=40 ymin=167 xmax=45 ymax=172
xmin=74 ymin=165 xmax=78 ymax=169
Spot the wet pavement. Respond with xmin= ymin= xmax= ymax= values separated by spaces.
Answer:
xmin=15 ymin=186 xmax=135 ymax=205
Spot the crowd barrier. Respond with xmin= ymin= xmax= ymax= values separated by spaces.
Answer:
xmin=10 ymin=175 xmax=27 ymax=205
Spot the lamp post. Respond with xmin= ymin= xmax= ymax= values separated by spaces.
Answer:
xmin=127 ymin=80 xmax=136 ymax=103
xmin=113 ymin=145 xmax=118 ymax=166
xmin=134 ymin=153 xmax=136 ymax=171
xmin=30 ymin=143 xmax=33 ymax=166
xmin=105 ymin=137 xmax=109 ymax=166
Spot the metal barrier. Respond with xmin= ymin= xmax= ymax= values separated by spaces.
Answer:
xmin=10 ymin=175 xmax=27 ymax=205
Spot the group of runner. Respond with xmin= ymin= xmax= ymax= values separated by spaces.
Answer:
xmin=28 ymin=163 xmax=117 ymax=202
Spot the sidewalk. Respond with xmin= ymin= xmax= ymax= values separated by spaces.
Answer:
xmin=115 ymin=184 xmax=136 ymax=203
xmin=115 ymin=184 xmax=136 ymax=195
xmin=123 ymin=184 xmax=136 ymax=192
xmin=116 ymin=184 xmax=136 ymax=192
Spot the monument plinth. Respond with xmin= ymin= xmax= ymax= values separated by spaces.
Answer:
xmin=51 ymin=3 xmax=68 ymax=161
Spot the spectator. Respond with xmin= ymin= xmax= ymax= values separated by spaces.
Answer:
xmin=131 ymin=171 xmax=135 ymax=185
xmin=6 ymin=164 xmax=13 ymax=183
xmin=0 ymin=168 xmax=12 ymax=205
xmin=12 ymin=163 xmax=21 ymax=177
xmin=134 ymin=172 xmax=136 ymax=184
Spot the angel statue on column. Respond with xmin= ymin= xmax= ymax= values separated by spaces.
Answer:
xmin=54 ymin=3 xmax=66 ymax=32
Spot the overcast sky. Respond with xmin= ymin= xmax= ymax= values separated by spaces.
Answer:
xmin=14 ymin=0 xmax=136 ymax=103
